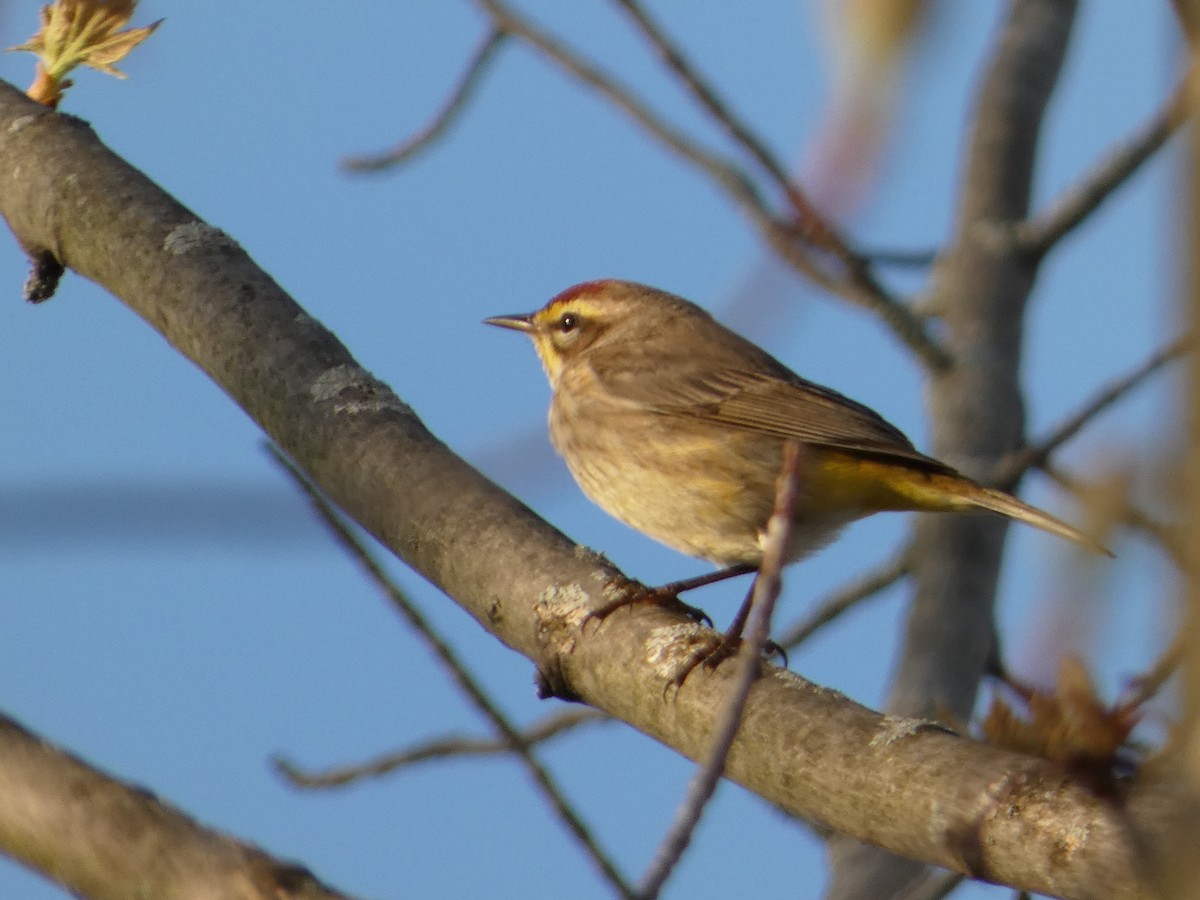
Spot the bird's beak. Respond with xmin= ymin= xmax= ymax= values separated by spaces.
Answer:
xmin=483 ymin=313 xmax=535 ymax=333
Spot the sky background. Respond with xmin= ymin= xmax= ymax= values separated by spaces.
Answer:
xmin=0 ymin=3 xmax=1184 ymax=898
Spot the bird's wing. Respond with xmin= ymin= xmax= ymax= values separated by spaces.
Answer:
xmin=621 ymin=366 xmax=952 ymax=471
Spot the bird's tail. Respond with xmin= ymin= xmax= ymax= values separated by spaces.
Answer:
xmin=814 ymin=453 xmax=1113 ymax=556
xmin=958 ymin=482 xmax=1113 ymax=557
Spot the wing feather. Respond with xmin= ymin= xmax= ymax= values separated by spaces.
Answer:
xmin=600 ymin=362 xmax=952 ymax=473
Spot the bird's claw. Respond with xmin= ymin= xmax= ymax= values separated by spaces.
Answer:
xmin=584 ymin=580 xmax=713 ymax=630
xmin=661 ymin=632 xmax=786 ymax=696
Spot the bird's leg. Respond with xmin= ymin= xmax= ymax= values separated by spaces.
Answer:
xmin=585 ymin=564 xmax=756 ymax=629
xmin=653 ymin=563 xmax=757 ymax=597
xmin=585 ymin=564 xmax=787 ymax=692
xmin=699 ymin=577 xmax=788 ymax=669
xmin=723 ymin=583 xmax=756 ymax=641
xmin=663 ymin=575 xmax=789 ymax=690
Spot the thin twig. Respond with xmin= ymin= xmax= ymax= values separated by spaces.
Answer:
xmin=342 ymin=28 xmax=508 ymax=172
xmin=472 ymin=0 xmax=949 ymax=371
xmin=1121 ymin=502 xmax=1185 ymax=568
xmin=989 ymin=333 xmax=1189 ymax=566
xmin=612 ymin=0 xmax=791 ymax=185
xmin=763 ymin=221 xmax=948 ymax=371
xmin=610 ymin=0 xmax=928 ymax=365
xmin=1043 ymin=463 xmax=1185 ymax=568
xmin=611 ymin=0 xmax=861 ymax=266
xmin=468 ymin=0 xmax=775 ymax=245
xmin=267 ymin=446 xmax=634 ymax=899
xmin=636 ymin=442 xmax=802 ymax=899
xmin=776 ymin=545 xmax=912 ymax=651
xmin=993 ymin=334 xmax=1191 ymax=489
xmin=1013 ymin=77 xmax=1189 ymax=256
xmin=277 ymin=707 xmax=609 ymax=788
xmin=1120 ymin=632 xmax=1184 ymax=711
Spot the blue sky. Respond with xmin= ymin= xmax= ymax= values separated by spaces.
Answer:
xmin=0 ymin=3 xmax=1182 ymax=898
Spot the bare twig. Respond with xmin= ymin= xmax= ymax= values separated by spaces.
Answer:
xmin=994 ymin=334 xmax=1191 ymax=488
xmin=777 ymin=545 xmax=912 ymax=651
xmin=610 ymin=0 xmax=923 ymax=363
xmin=0 ymin=711 xmax=360 ymax=899
xmin=267 ymin=446 xmax=634 ymax=899
xmin=985 ymin=333 xmax=1188 ymax=564
xmin=1013 ymin=77 xmax=1189 ymax=256
xmin=763 ymin=221 xmax=948 ymax=371
xmin=611 ymin=0 xmax=859 ymax=265
xmin=1119 ymin=500 xmax=1186 ymax=568
xmin=612 ymin=0 xmax=790 ymax=185
xmin=636 ymin=442 xmax=801 ymax=899
xmin=277 ymin=707 xmax=609 ymax=788
xmin=472 ymin=0 xmax=949 ymax=371
xmin=466 ymin=0 xmax=772 ymax=246
xmin=343 ymin=28 xmax=508 ymax=172
xmin=1120 ymin=632 xmax=1184 ymax=710
xmin=1043 ymin=463 xmax=1185 ymax=568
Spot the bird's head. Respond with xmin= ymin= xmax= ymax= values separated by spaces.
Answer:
xmin=485 ymin=279 xmax=710 ymax=386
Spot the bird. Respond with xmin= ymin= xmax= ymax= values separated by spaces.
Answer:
xmin=486 ymin=279 xmax=1108 ymax=662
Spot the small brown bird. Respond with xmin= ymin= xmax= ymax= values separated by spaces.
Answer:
xmin=486 ymin=280 xmax=1106 ymax=649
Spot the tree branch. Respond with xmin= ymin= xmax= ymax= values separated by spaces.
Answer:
xmin=776 ymin=544 xmax=911 ymax=651
xmin=897 ymin=0 xmax=1078 ymax=746
xmin=268 ymin=448 xmax=633 ymax=897
xmin=471 ymin=0 xmax=949 ymax=370
xmin=342 ymin=28 xmax=508 ymax=172
xmin=0 ymin=712 xmax=357 ymax=899
xmin=994 ymin=334 xmax=1191 ymax=489
xmin=1013 ymin=77 xmax=1189 ymax=257
xmin=277 ymin=708 xmax=609 ymax=788
xmin=1045 ymin=464 xmax=1185 ymax=569
xmin=609 ymin=0 xmax=872 ymax=280
xmin=830 ymin=2 xmax=1084 ymax=895
xmin=636 ymin=442 xmax=800 ymax=898
xmin=0 ymin=80 xmax=1164 ymax=898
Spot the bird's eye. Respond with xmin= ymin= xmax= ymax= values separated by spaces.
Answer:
xmin=558 ymin=313 xmax=579 ymax=333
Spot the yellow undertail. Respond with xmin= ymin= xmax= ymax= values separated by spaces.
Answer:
xmin=808 ymin=452 xmax=1112 ymax=556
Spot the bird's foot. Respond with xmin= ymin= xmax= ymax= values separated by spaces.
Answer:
xmin=584 ymin=578 xmax=713 ymax=629
xmin=663 ymin=631 xmax=788 ymax=694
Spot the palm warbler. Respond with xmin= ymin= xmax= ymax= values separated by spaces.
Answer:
xmin=486 ymin=280 xmax=1106 ymax=643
